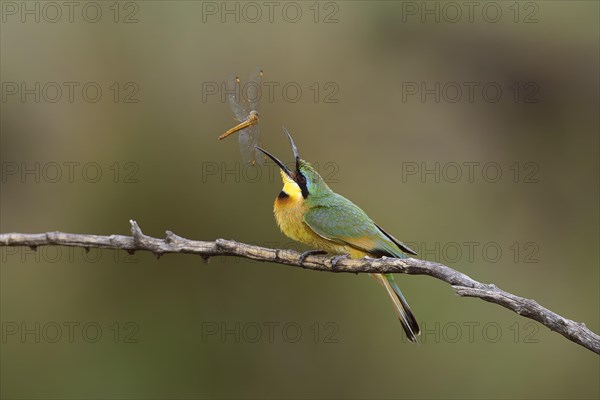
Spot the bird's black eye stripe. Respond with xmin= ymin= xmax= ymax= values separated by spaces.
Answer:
xmin=278 ymin=191 xmax=289 ymax=199
xmin=297 ymin=173 xmax=309 ymax=198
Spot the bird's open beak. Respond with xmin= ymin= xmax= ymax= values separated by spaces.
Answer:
xmin=255 ymin=146 xmax=294 ymax=179
xmin=255 ymin=127 xmax=301 ymax=180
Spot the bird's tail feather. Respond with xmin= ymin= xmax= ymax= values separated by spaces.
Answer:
xmin=373 ymin=273 xmax=420 ymax=343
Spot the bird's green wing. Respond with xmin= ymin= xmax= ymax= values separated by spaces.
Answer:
xmin=303 ymin=200 xmax=416 ymax=257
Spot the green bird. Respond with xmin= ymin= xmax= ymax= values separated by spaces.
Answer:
xmin=256 ymin=129 xmax=420 ymax=342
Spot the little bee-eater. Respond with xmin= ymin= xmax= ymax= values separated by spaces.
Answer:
xmin=256 ymin=129 xmax=421 ymax=342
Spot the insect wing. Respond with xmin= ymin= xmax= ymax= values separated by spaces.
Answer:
xmin=247 ymin=67 xmax=263 ymax=113
xmin=227 ymin=75 xmax=249 ymax=121
xmin=237 ymin=126 xmax=253 ymax=165
xmin=248 ymin=123 xmax=265 ymax=165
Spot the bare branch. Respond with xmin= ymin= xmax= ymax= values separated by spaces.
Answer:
xmin=1 ymin=220 xmax=598 ymax=355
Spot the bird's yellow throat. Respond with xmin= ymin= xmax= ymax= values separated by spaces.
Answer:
xmin=280 ymin=171 xmax=303 ymax=202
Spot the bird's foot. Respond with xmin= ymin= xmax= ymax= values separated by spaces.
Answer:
xmin=330 ymin=254 xmax=350 ymax=271
xmin=299 ymin=250 xmax=327 ymax=266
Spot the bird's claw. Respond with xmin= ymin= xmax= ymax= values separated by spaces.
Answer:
xmin=299 ymin=250 xmax=327 ymax=265
xmin=330 ymin=254 xmax=350 ymax=271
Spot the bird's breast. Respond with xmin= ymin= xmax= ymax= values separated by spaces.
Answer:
xmin=273 ymin=195 xmax=360 ymax=255
xmin=274 ymin=194 xmax=310 ymax=244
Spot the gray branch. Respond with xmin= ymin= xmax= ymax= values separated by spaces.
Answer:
xmin=1 ymin=220 xmax=598 ymax=355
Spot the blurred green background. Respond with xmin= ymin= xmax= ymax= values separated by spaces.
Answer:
xmin=1 ymin=1 xmax=598 ymax=399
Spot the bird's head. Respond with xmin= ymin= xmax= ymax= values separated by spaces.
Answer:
xmin=256 ymin=128 xmax=330 ymax=200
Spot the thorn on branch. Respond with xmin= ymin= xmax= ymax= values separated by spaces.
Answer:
xmin=215 ymin=238 xmax=228 ymax=250
xmin=165 ymin=230 xmax=175 ymax=243
xmin=130 ymin=219 xmax=143 ymax=242
xmin=47 ymin=231 xmax=60 ymax=244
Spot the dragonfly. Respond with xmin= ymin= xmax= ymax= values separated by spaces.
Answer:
xmin=218 ymin=67 xmax=265 ymax=165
